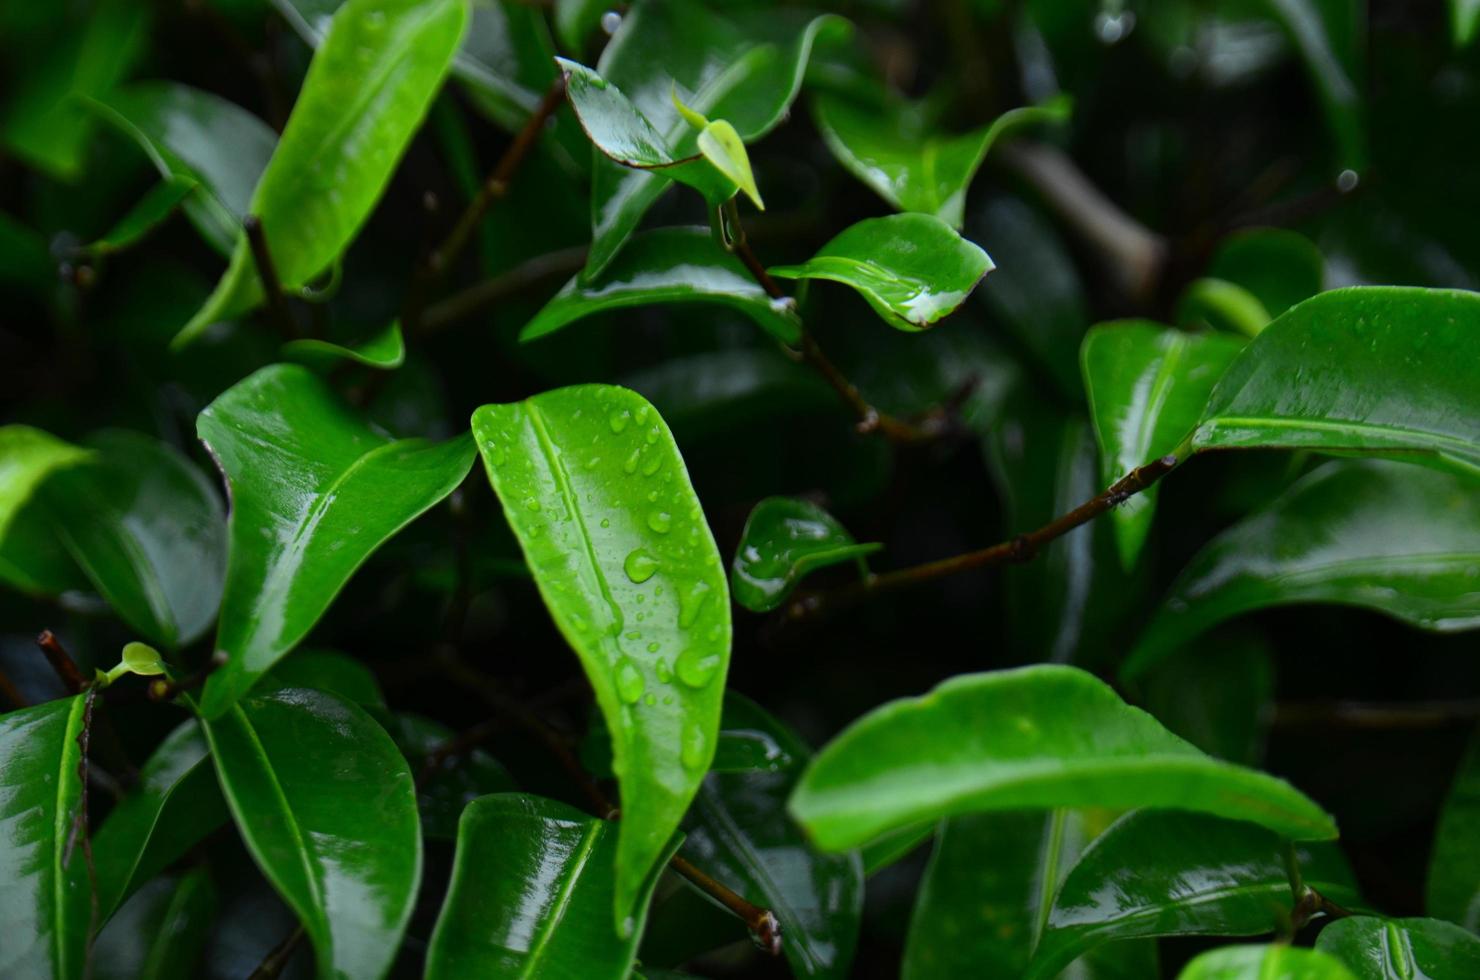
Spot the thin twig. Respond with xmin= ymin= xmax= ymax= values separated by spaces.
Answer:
xmin=244 ymin=216 xmax=299 ymax=342
xmin=0 ymin=667 xmax=28 ymax=709
xmin=789 ymin=454 xmax=1179 ymax=622
xmin=36 ymin=630 xmax=88 ymax=693
xmin=38 ymin=631 xmax=138 ymax=786
xmin=1272 ymin=700 xmax=1480 ymax=731
xmin=248 ymin=924 xmax=307 ymax=980
xmin=419 ymin=244 xmax=591 ymax=334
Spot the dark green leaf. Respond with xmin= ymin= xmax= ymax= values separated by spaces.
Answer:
xmin=202 ymin=687 xmax=421 ymax=980
xmin=520 ymin=227 xmax=802 ymax=346
xmin=1177 ymin=944 xmax=1357 ymax=979
xmin=1124 ymin=461 xmax=1480 ymax=681
xmin=1081 ymin=321 xmax=1244 ymax=568
xmin=264 ymin=648 xmax=386 ymax=710
xmin=555 ymin=0 xmax=606 ymax=53
xmin=0 ymin=426 xmax=92 ymax=597
xmin=769 ymin=214 xmax=992 ymax=331
xmin=812 ymin=92 xmax=1070 ymax=228
xmin=1139 ymin=634 xmax=1274 ymax=765
xmin=178 ymin=0 xmax=469 ymax=345
xmin=79 ymin=176 xmax=198 ymax=256
xmin=197 ymin=365 xmax=475 ymax=718
xmin=1262 ymin=0 xmax=1365 ymax=171
xmin=730 ymin=496 xmax=879 ymax=613
xmin=1207 ymin=228 xmax=1325 ymax=319
xmin=388 ymin=712 xmax=515 ymax=840
xmin=472 ymin=384 xmax=729 ymax=926
xmin=0 ymin=695 xmax=90 ymax=979
xmin=425 ymin=793 xmax=678 ymax=977
xmin=1316 ymin=916 xmax=1480 ymax=978
xmin=1456 ymin=0 xmax=1480 ymax=46
xmin=92 ymin=868 xmax=218 ymax=980
xmin=788 ymin=665 xmax=1338 ymax=852
xmin=283 ymin=321 xmax=406 ymax=370
xmin=1429 ymin=728 xmax=1480 ymax=931
xmin=1027 ymin=810 xmax=1360 ymax=979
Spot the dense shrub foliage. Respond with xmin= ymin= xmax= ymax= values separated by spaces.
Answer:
xmin=3 ymin=0 xmax=1480 ymax=977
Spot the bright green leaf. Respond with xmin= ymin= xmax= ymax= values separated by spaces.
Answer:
xmin=1177 ymin=944 xmax=1358 ymax=979
xmin=1316 ymin=916 xmax=1480 ymax=978
xmin=697 ymin=120 xmax=763 ymax=210
xmin=1456 ymin=0 xmax=1480 ymax=46
xmin=283 ymin=320 xmax=406 ymax=371
xmin=730 ymin=496 xmax=879 ymax=613
xmin=1429 ymin=728 xmax=1480 ymax=932
xmin=1177 ymin=278 xmax=1274 ymax=338
xmin=0 ymin=426 xmax=92 ymax=597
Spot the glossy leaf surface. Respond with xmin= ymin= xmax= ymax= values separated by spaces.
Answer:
xmin=730 ymin=496 xmax=879 ymax=613
xmin=1027 ymin=810 xmax=1360 ymax=979
xmin=789 ymin=665 xmax=1337 ymax=852
xmin=0 ymin=696 xmax=89 ymax=980
xmin=178 ymin=0 xmax=469 ymax=345
xmin=1125 ymin=460 xmax=1480 ymax=680
xmin=521 ymin=227 xmax=802 ymax=345
xmin=197 ymin=365 xmax=475 ymax=718
xmin=1316 ymin=916 xmax=1480 ymax=979
xmin=1177 ymin=944 xmax=1358 ymax=979
xmin=472 ymin=384 xmax=729 ymax=926
xmin=264 ymin=649 xmax=386 ymax=711
xmin=812 ymin=92 xmax=1070 ymax=227
xmin=0 ymin=426 xmax=91 ymax=596
xmin=1190 ymin=288 xmax=1480 ymax=477
xmin=1429 ymin=728 xmax=1480 ymax=931
xmin=1081 ymin=321 xmax=1244 ymax=568
xmin=426 ymin=793 xmax=677 ymax=978
xmin=92 ymin=867 xmax=217 ymax=980
xmin=770 ymin=214 xmax=992 ymax=331
xmin=202 ymin=687 xmax=421 ymax=980
xmin=283 ymin=320 xmax=406 ymax=370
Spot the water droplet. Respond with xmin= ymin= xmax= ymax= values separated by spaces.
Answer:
xmin=1336 ymin=168 xmax=1360 ymax=193
xmin=1094 ymin=8 xmax=1135 ymax=44
xmin=647 ymin=510 xmax=673 ymax=534
xmin=678 ymin=581 xmax=711 ymax=628
xmin=486 ymin=443 xmax=507 ymax=465
xmin=624 ymin=549 xmax=658 ymax=583
xmin=681 ymin=721 xmax=708 ymax=771
xmin=655 ymin=658 xmax=672 ymax=683
xmin=675 ymin=645 xmax=722 ymax=690
xmin=616 ymin=658 xmax=643 ymax=704
xmin=622 ymin=449 xmax=641 ymax=474
xmin=524 ymin=497 xmax=542 ymax=512
xmin=645 ymin=693 xmax=657 ymax=706
xmin=609 ymin=410 xmax=630 ymax=433
xmin=645 ymin=428 xmax=659 ymax=445
xmin=641 ymin=454 xmax=662 ymax=476
xmin=600 ymin=518 xmax=611 ymax=528
xmin=635 ymin=405 xmax=650 ymax=424
xmin=646 ymin=641 xmax=660 ymax=653
xmin=601 ymin=9 xmax=623 ymax=35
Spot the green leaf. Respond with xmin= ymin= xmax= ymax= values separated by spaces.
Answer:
xmin=583 ymin=2 xmax=846 ymax=277
xmin=1177 ymin=279 xmax=1274 ymax=338
xmin=812 ymin=92 xmax=1070 ymax=228
xmin=1189 ymin=288 xmax=1480 ymax=477
xmin=519 ymin=227 xmax=802 ymax=346
xmin=1026 ymin=810 xmax=1361 ymax=979
xmin=197 ymin=365 xmax=476 ymax=719
xmin=283 ymin=320 xmax=406 ymax=370
xmin=1081 ymin=321 xmax=1244 ymax=568
xmin=264 ymin=648 xmax=386 ymax=710
xmin=1316 ymin=916 xmax=1480 ymax=978
xmin=201 ymin=687 xmax=422 ymax=980
xmin=904 ymin=810 xmax=1157 ymax=979
xmin=426 ymin=793 xmax=678 ymax=977
xmin=1261 ymin=0 xmax=1366 ymax=172
xmin=1455 ymin=0 xmax=1480 ymax=46
xmin=43 ymin=430 xmax=227 ymax=650
xmin=0 ymin=425 xmax=92 ymax=596
xmin=472 ymin=384 xmax=729 ymax=928
xmin=120 ymin=641 xmax=165 ymax=677
xmin=1139 ymin=634 xmax=1273 ymax=765
xmin=769 ymin=214 xmax=993 ymax=331
xmin=177 ymin=0 xmax=470 ymax=346
xmin=388 ymin=712 xmax=515 ymax=840
xmin=1123 ymin=460 xmax=1480 ymax=681
xmin=91 ymin=82 xmax=278 ymax=256
xmin=91 ymin=867 xmax=218 ymax=980
xmin=1207 ymin=228 xmax=1325 ymax=319
xmin=91 ymin=720 xmax=227 ymax=921
xmin=0 ymin=695 xmax=90 ymax=979
xmin=681 ymin=694 xmax=864 ymax=980
xmin=1176 ymin=944 xmax=1358 ymax=979
xmin=788 ymin=665 xmax=1338 ymax=852
xmin=730 ymin=496 xmax=879 ymax=613
xmin=1429 ymin=728 xmax=1480 ymax=931
xmin=696 ymin=119 xmax=763 ymax=210
xmin=79 ymin=176 xmax=198 ymax=256
xmin=555 ymin=0 xmax=606 ymax=52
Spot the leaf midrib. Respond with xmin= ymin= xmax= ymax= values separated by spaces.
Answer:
xmin=1196 ymin=415 xmax=1480 ymax=474
xmin=517 ymin=819 xmax=603 ymax=977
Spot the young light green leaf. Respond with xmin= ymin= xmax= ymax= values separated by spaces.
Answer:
xmin=196 ymin=365 xmax=476 ymax=719
xmin=1176 ymin=278 xmax=1273 ymax=337
xmin=0 ymin=426 xmax=92 ymax=596
xmin=282 ymin=320 xmax=406 ymax=370
xmin=1123 ymin=460 xmax=1480 ymax=681
xmin=1207 ymin=227 xmax=1325 ymax=319
xmin=788 ymin=665 xmax=1338 ymax=852
xmin=1026 ymin=810 xmax=1361 ymax=979
xmin=519 ymin=227 xmax=802 ymax=346
xmin=730 ymin=496 xmax=880 ymax=613
xmin=1429 ymin=728 xmax=1480 ymax=931
xmin=177 ymin=0 xmax=470 ymax=346
xmin=696 ymin=119 xmax=763 ymax=209
xmin=1316 ymin=916 xmax=1480 ymax=978
xmin=1081 ymin=321 xmax=1244 ymax=569
xmin=472 ymin=385 xmax=729 ymax=929
xmin=388 ymin=713 xmax=515 ymax=840
xmin=120 ymin=642 xmax=165 ymax=677
xmin=769 ymin=214 xmax=993 ymax=331
xmin=1190 ymin=287 xmax=1480 ymax=477
xmin=1177 ymin=944 xmax=1358 ymax=979
xmin=812 ymin=92 xmax=1071 ymax=228
xmin=0 ymin=695 xmax=90 ymax=979
xmin=202 ymin=687 xmax=421 ymax=980
xmin=79 ymin=176 xmax=198 ymax=256
xmin=91 ymin=82 xmax=277 ymax=256
xmin=426 ymin=793 xmax=678 ymax=978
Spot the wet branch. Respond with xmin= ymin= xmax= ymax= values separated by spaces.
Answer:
xmin=244 ymin=216 xmax=299 ymax=342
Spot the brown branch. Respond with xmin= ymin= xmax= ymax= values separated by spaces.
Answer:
xmin=248 ymin=924 xmax=307 ymax=980
xmin=1273 ymin=700 xmax=1480 ymax=731
xmin=244 ymin=216 xmax=299 ymax=342
xmin=0 ymin=667 xmax=28 ymax=709
xmin=36 ymin=630 xmax=88 ymax=693
xmin=418 ymin=244 xmax=591 ymax=334
xmin=789 ymin=454 xmax=1179 ymax=622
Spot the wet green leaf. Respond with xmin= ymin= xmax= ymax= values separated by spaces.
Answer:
xmin=197 ymin=365 xmax=475 ymax=718
xmin=1027 ymin=810 xmax=1360 ymax=979
xmin=427 ymin=793 xmax=677 ymax=977
xmin=0 ymin=695 xmax=90 ymax=979
xmin=1177 ymin=944 xmax=1358 ymax=979
xmin=0 ymin=426 xmax=93 ymax=597
xmin=472 ymin=384 xmax=729 ymax=928
xmin=520 ymin=227 xmax=802 ymax=346
xmin=1316 ymin=916 xmax=1480 ymax=978
xmin=1082 ymin=321 xmax=1244 ymax=568
xmin=769 ymin=214 xmax=993 ymax=331
xmin=1429 ymin=728 xmax=1480 ymax=931
xmin=202 ymin=687 xmax=421 ymax=980
xmin=79 ymin=176 xmax=198 ymax=256
xmin=1124 ymin=461 xmax=1480 ymax=681
xmin=1189 ymin=288 xmax=1480 ymax=477
xmin=789 ymin=665 xmax=1338 ymax=852
xmin=91 ymin=868 xmax=217 ymax=980
xmin=283 ymin=320 xmax=406 ymax=370
xmin=178 ymin=0 xmax=469 ymax=346
xmin=1207 ymin=228 xmax=1325 ymax=319
xmin=812 ymin=92 xmax=1070 ymax=228
xmin=730 ymin=496 xmax=879 ymax=613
